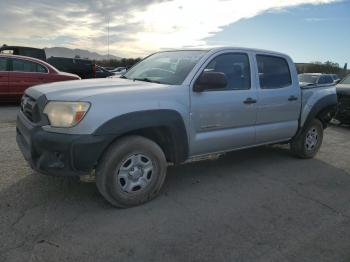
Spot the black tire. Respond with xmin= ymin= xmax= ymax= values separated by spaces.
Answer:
xmin=290 ymin=119 xmax=323 ymax=159
xmin=96 ymin=136 xmax=167 ymax=208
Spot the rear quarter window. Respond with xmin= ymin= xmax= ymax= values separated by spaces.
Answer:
xmin=257 ymin=55 xmax=292 ymax=89
xmin=36 ymin=63 xmax=48 ymax=73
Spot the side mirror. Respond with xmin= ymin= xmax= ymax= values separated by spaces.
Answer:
xmin=334 ymin=79 xmax=341 ymax=84
xmin=193 ymin=71 xmax=227 ymax=92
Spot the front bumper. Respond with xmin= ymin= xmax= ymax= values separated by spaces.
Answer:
xmin=16 ymin=111 xmax=113 ymax=176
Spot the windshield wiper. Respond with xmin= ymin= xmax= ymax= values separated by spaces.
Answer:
xmin=120 ymin=75 xmax=127 ymax=79
xmin=133 ymin=78 xmax=161 ymax=84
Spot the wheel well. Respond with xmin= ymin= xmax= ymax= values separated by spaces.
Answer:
xmin=120 ymin=126 xmax=179 ymax=164
xmin=316 ymin=105 xmax=337 ymax=128
xmin=93 ymin=110 xmax=189 ymax=164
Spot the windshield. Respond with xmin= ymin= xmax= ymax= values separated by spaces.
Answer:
xmin=298 ymin=74 xmax=318 ymax=84
xmin=123 ymin=50 xmax=207 ymax=85
xmin=340 ymin=75 xmax=350 ymax=85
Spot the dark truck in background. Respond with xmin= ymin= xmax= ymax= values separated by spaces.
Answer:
xmin=335 ymin=74 xmax=350 ymax=124
xmin=47 ymin=57 xmax=97 ymax=79
xmin=0 ymin=45 xmax=97 ymax=79
xmin=0 ymin=45 xmax=46 ymax=61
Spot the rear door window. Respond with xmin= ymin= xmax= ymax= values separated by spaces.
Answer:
xmin=11 ymin=59 xmax=48 ymax=73
xmin=256 ymin=55 xmax=292 ymax=89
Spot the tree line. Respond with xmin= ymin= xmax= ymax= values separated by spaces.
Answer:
xmin=296 ymin=61 xmax=349 ymax=77
xmin=96 ymin=58 xmax=142 ymax=69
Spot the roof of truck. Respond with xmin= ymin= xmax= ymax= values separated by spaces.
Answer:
xmin=161 ymin=47 xmax=290 ymax=56
xmin=0 ymin=45 xmax=43 ymax=50
xmin=0 ymin=53 xmax=45 ymax=62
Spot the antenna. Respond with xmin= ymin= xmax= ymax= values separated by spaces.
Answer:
xmin=107 ymin=16 xmax=110 ymax=60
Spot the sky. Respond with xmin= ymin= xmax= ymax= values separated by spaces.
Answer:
xmin=1 ymin=0 xmax=349 ymax=64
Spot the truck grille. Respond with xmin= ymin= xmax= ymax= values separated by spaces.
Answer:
xmin=21 ymin=95 xmax=41 ymax=123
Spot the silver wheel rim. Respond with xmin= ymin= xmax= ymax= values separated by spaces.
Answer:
xmin=116 ymin=154 xmax=154 ymax=193
xmin=305 ymin=127 xmax=318 ymax=151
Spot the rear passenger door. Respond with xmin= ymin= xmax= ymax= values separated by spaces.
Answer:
xmin=254 ymin=54 xmax=300 ymax=144
xmin=0 ymin=57 xmax=9 ymax=95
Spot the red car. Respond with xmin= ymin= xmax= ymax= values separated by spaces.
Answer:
xmin=0 ymin=54 xmax=80 ymax=102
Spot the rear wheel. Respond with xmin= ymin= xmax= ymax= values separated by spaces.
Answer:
xmin=96 ymin=136 xmax=167 ymax=208
xmin=290 ymin=119 xmax=323 ymax=158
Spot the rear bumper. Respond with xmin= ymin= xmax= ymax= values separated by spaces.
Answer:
xmin=335 ymin=110 xmax=350 ymax=123
xmin=16 ymin=111 xmax=113 ymax=176
xmin=335 ymin=92 xmax=350 ymax=123
xmin=337 ymin=105 xmax=350 ymax=116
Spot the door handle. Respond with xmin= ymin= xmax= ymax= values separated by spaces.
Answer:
xmin=288 ymin=96 xmax=298 ymax=101
xmin=243 ymin=98 xmax=257 ymax=104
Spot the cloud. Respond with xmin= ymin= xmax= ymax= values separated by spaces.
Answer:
xmin=0 ymin=0 xmax=340 ymax=57
xmin=304 ymin=17 xmax=348 ymax=22
xmin=305 ymin=17 xmax=330 ymax=21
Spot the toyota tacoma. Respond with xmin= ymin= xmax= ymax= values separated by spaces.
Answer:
xmin=16 ymin=48 xmax=337 ymax=207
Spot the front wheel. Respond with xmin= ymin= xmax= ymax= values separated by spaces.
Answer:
xmin=96 ymin=136 xmax=167 ymax=208
xmin=290 ymin=119 xmax=323 ymax=159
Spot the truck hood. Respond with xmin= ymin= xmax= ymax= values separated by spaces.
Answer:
xmin=26 ymin=78 xmax=167 ymax=100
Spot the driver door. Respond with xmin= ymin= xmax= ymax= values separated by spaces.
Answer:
xmin=189 ymin=51 xmax=257 ymax=156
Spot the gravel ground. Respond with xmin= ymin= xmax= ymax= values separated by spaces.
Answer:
xmin=1 ymin=106 xmax=350 ymax=262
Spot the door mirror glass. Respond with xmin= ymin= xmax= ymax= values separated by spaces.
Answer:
xmin=193 ymin=71 xmax=228 ymax=92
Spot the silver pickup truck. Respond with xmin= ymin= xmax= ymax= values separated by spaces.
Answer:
xmin=16 ymin=47 xmax=337 ymax=207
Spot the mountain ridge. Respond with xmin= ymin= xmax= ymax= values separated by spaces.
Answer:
xmin=44 ymin=47 xmax=121 ymax=60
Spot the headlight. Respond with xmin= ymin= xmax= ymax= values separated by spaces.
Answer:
xmin=43 ymin=101 xmax=90 ymax=128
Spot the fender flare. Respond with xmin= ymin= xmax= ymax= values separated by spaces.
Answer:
xmin=94 ymin=110 xmax=189 ymax=164
xmin=295 ymin=94 xmax=337 ymax=138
